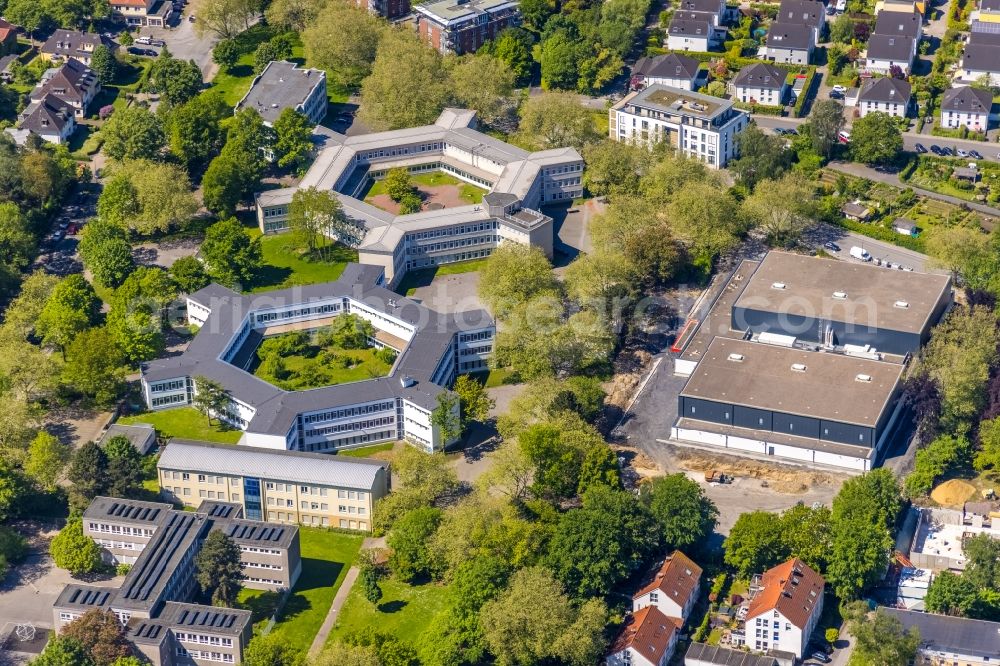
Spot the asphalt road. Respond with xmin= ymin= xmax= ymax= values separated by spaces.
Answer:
xmin=803 ymin=223 xmax=940 ymax=273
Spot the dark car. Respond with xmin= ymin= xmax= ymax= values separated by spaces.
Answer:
xmin=823 ymin=241 xmax=841 ymax=252
xmin=785 ymin=127 xmax=798 ymax=135
xmin=914 ymin=143 xmax=926 ymax=153
xmin=773 ymin=127 xmax=788 ymax=135
xmin=941 ymin=146 xmax=954 ymax=156
xmin=127 ymin=46 xmax=157 ymax=56
xmin=930 ymin=144 xmax=942 ymax=155
xmin=970 ymin=150 xmax=983 ymax=159
xmin=810 ymin=652 xmax=832 ymax=663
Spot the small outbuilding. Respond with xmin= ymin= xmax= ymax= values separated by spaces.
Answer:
xmin=99 ymin=423 xmax=158 ymax=455
xmin=892 ymin=218 xmax=918 ymax=236
xmin=841 ymin=201 xmax=872 ymax=221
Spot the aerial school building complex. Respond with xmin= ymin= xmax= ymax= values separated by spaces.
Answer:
xmin=671 ymin=252 xmax=952 ymax=471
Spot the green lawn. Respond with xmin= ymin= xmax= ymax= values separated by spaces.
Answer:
xmin=118 ymin=407 xmax=243 ymax=444
xmin=336 ymin=442 xmax=396 ymax=458
xmin=327 ymin=576 xmax=451 ymax=650
xmin=393 ymin=258 xmax=488 ymax=296
xmin=364 ymin=171 xmax=487 ymax=208
xmin=248 ymin=230 xmax=359 ymax=293
xmin=254 ymin=338 xmax=394 ymax=390
xmin=468 ymin=367 xmax=517 ymax=388
xmin=266 ymin=529 xmax=364 ymax=652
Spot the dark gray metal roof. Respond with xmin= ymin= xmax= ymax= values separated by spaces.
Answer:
xmin=866 ymin=34 xmax=916 ymax=61
xmin=874 ymin=10 xmax=922 ymax=38
xmin=633 ymin=53 xmax=701 ymax=80
xmin=941 ymin=85 xmax=992 ymax=113
xmin=858 ymin=76 xmax=911 ymax=103
xmin=881 ymin=607 xmax=1000 ymax=659
xmin=54 ymin=584 xmax=113 ymax=609
xmin=195 ymin=499 xmax=244 ymax=520
xmin=776 ymin=0 xmax=823 ymax=28
xmin=766 ymin=22 xmax=815 ymax=49
xmin=83 ymin=496 xmax=173 ymax=525
xmin=157 ymin=602 xmax=251 ymax=636
xmin=669 ymin=18 xmax=713 ymax=36
xmin=220 ymin=518 xmax=297 ymax=549
xmin=733 ymin=62 xmax=787 ymax=89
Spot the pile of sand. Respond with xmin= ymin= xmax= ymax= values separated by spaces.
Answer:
xmin=930 ymin=479 xmax=977 ymax=507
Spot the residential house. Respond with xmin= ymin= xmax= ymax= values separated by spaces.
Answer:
xmin=873 ymin=8 xmax=922 ymax=36
xmin=732 ymin=62 xmax=790 ymax=105
xmin=30 ymin=58 xmax=100 ymax=118
xmin=841 ymin=201 xmax=872 ymax=220
xmin=940 ymin=84 xmax=992 ymax=131
xmin=763 ymin=22 xmax=814 ymax=64
xmin=971 ymin=0 xmax=1000 ymax=23
xmin=414 ymin=0 xmax=521 ymax=55
xmin=678 ymin=0 xmax=726 ymax=17
xmin=685 ymin=644 xmax=778 ymax=666
xmin=959 ymin=31 xmax=1000 ymax=85
xmin=743 ymin=558 xmax=825 ymax=659
xmin=775 ymin=0 xmax=824 ymax=42
xmin=876 ymin=0 xmax=925 ymax=15
xmin=675 ymin=10 xmax=727 ymax=43
xmin=40 ymin=29 xmax=107 ymax=66
xmin=632 ymin=53 xmax=702 ymax=90
xmin=881 ymin=608 xmax=1000 ymax=666
xmin=609 ymin=84 xmax=750 ymax=168
xmin=667 ymin=18 xmax=715 ymax=50
xmin=855 ymin=76 xmax=911 ymax=117
xmin=0 ymin=19 xmax=17 ymax=55
xmin=235 ymin=60 xmax=327 ymax=127
xmin=100 ymin=423 xmax=158 ymax=455
xmin=606 ymin=606 xmax=679 ymax=666
xmin=0 ymin=54 xmax=17 ymax=82
xmin=8 ymin=94 xmax=76 ymax=144
xmin=109 ymin=0 xmax=174 ymax=26
xmin=893 ymin=218 xmax=918 ymax=236
xmin=354 ymin=0 xmax=410 ymax=19
xmin=864 ymin=34 xmax=917 ymax=74
xmin=632 ymin=551 xmax=703 ymax=624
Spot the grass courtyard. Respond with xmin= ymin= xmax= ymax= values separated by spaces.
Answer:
xmin=118 ymin=407 xmax=243 ymax=444
xmin=247 ymin=228 xmax=359 ymax=293
xmin=364 ymin=171 xmax=487 ymax=214
xmin=240 ymin=529 xmax=364 ymax=651
xmin=326 ymin=576 xmax=452 ymax=653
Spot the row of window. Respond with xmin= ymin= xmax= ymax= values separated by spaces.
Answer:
xmin=165 ymin=471 xmax=239 ymax=483
xmin=88 ymin=523 xmax=155 ymax=537
xmin=409 ymin=234 xmax=497 ymax=255
xmin=459 ymin=345 xmax=492 ymax=357
xmin=244 ymin=576 xmax=285 ymax=586
xmin=244 ymin=561 xmax=283 ymax=570
xmin=305 ymin=416 xmax=395 ymax=438
xmin=542 ymin=163 xmax=582 ymax=176
xmin=302 ymin=401 xmax=395 ymax=424
xmin=255 ymin=303 xmax=341 ymax=324
xmin=240 ymin=545 xmax=282 ymax=556
xmin=406 ymin=221 xmax=499 ymax=242
xmin=152 ymin=393 xmax=188 ymax=408
xmin=174 ymin=633 xmax=234 ymax=648
xmin=149 ymin=379 xmax=185 ymax=393
xmin=176 ymin=647 xmax=234 ymax=663
xmin=300 ymin=430 xmax=396 ymax=452
xmin=96 ymin=539 xmax=145 ymax=551
xmin=459 ymin=330 xmax=493 ymax=343
xmin=265 ymin=511 xmax=370 ymax=532
xmin=167 ymin=486 xmax=241 ymax=502
xmin=405 ymin=247 xmax=493 ymax=269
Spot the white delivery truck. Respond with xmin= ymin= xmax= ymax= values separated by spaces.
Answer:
xmin=850 ymin=246 xmax=871 ymax=261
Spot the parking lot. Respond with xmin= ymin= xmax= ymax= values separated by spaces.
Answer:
xmin=32 ymin=187 xmax=97 ymax=278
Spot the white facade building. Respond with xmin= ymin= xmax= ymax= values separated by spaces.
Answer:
xmin=606 ymin=606 xmax=679 ymax=666
xmin=632 ymin=53 xmax=702 ymax=90
xmin=743 ymin=559 xmax=824 ymax=659
xmin=732 ymin=62 xmax=790 ymax=105
xmin=666 ymin=18 xmax=714 ymax=50
xmin=940 ymin=85 xmax=992 ymax=131
xmin=632 ymin=551 xmax=703 ymax=624
xmin=855 ymin=76 xmax=912 ymax=117
xmin=609 ymin=84 xmax=750 ymax=168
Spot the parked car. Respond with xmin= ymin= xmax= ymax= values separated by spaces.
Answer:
xmin=784 ymin=127 xmax=798 ymax=135
xmin=941 ymin=146 xmax=954 ymax=156
xmin=135 ymin=35 xmax=151 ymax=44
xmin=957 ymin=148 xmax=969 ymax=157
xmin=930 ymin=144 xmax=942 ymax=154
xmin=810 ymin=652 xmax=831 ymax=664
xmin=829 ymin=90 xmax=843 ymax=99
xmin=823 ymin=241 xmax=841 ymax=252
xmin=914 ymin=143 xmax=926 ymax=153
xmin=774 ymin=127 xmax=788 ymax=135
xmin=831 ymin=84 xmax=847 ymax=93
xmin=970 ymin=150 xmax=983 ymax=159
xmin=837 ymin=130 xmax=850 ymax=144
xmin=127 ymin=47 xmax=157 ymax=56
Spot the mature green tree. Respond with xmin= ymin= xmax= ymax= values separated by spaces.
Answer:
xmin=0 ymin=202 xmax=37 ymax=294
xmin=0 ymin=270 xmax=58 ymax=341
xmin=101 ymin=106 xmax=165 ymax=162
xmin=741 ymin=172 xmax=816 ymax=245
xmin=478 ymin=243 xmax=558 ymax=319
xmin=200 ymin=217 xmax=262 ymax=288
xmin=287 ymin=187 xmax=348 ymax=261
xmin=517 ymin=91 xmax=599 ymax=150
xmin=97 ymin=172 xmax=140 ymax=229
xmin=641 ymin=473 xmax=718 ymax=551
xmin=448 ymin=53 xmax=516 ymax=125
xmin=170 ymin=256 xmax=211 ymax=294
xmin=105 ymin=435 xmax=144 ymax=498
xmin=830 ymin=13 xmax=854 ymax=43
xmin=79 ymin=220 xmax=135 ymax=288
xmin=483 ymin=29 xmax=534 ymax=85
xmin=24 ymin=431 xmax=67 ymax=492
xmin=360 ymin=29 xmax=450 ymax=131
xmin=519 ymin=0 xmax=555 ymax=30
xmin=452 ymin=374 xmax=495 ymax=429
xmin=148 ymin=51 xmax=203 ymax=106
xmin=827 ymin=517 xmax=893 ymax=600
xmin=730 ymin=124 xmax=793 ymax=190
xmin=925 ymin=570 xmax=978 ymax=616
xmin=0 ymin=460 xmax=27 ymax=523
xmin=90 ymin=44 xmax=117 ymax=85
xmin=265 ymin=0 xmax=321 ymax=30
xmin=547 ymin=486 xmax=658 ymax=597
xmin=32 ymin=636 xmax=96 ymax=666
xmin=273 ymin=108 xmax=314 ymax=171
xmin=518 ymin=423 xmax=582 ymax=500
xmin=201 ymin=151 xmax=245 ymax=218
xmin=808 ymin=99 xmax=846 ymax=157
xmin=194 ymin=0 xmax=261 ymax=38
xmin=535 ymin=33 xmax=581 ymax=91
xmin=50 ymin=518 xmax=102 ymax=575
xmin=387 ymin=506 xmax=443 ymax=582
xmin=780 ymin=503 xmax=833 ymax=572
xmin=211 ymin=38 xmax=241 ymax=71
xmin=479 ymin=566 xmax=607 ymax=666
xmin=357 ymin=549 xmax=387 ymax=605
xmin=253 ymin=34 xmax=293 ymax=74
xmin=976 ymin=417 xmax=1000 ymax=476
xmin=963 ymin=533 xmax=1000 ymax=591
xmin=242 ymin=633 xmax=304 ymax=666
xmin=100 ymin=161 xmax=199 ymax=235
xmin=313 ymin=642 xmax=380 ymax=666
xmin=68 ymin=441 xmax=110 ymax=500
xmin=850 ymin=111 xmax=904 ymax=165
xmin=192 ymin=375 xmax=230 ymax=425
xmin=832 ymin=468 xmax=903 ymax=530
xmin=582 ymin=140 xmax=652 ymax=197
xmin=167 ymin=92 xmax=229 ymax=171
xmin=61 ymin=610 xmax=133 ymax=666
xmin=302 ymin=1 xmax=385 ymax=87
xmin=848 ymin=610 xmax=920 ymax=666
xmin=195 ymin=530 xmax=243 ymax=606
xmin=432 ymin=391 xmax=462 ymax=445
xmin=724 ymin=510 xmax=787 ymax=577
xmin=371 ymin=448 xmax=458 ymax=533
xmin=36 ymin=274 xmax=99 ymax=358
xmin=905 ymin=434 xmax=971 ymax=497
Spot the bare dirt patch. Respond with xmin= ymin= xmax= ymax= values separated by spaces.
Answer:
xmin=930 ymin=478 xmax=978 ymax=507
xmin=367 ymin=184 xmax=475 ymax=214
xmin=672 ymin=449 xmax=845 ymax=495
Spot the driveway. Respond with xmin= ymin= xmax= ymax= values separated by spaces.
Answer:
xmin=803 ymin=223 xmax=940 ymax=273
xmin=139 ymin=0 xmax=222 ymax=79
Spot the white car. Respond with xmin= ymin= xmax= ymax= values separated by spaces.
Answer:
xmin=832 ymin=84 xmax=847 ymax=93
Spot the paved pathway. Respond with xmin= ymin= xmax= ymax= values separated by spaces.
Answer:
xmin=308 ymin=566 xmax=359 ymax=659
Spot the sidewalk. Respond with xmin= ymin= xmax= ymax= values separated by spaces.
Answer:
xmin=308 ymin=566 xmax=359 ymax=659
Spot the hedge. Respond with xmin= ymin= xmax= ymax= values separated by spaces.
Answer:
xmin=734 ymin=101 xmax=785 ymax=115
xmin=643 ymin=47 xmax=814 ymax=77
xmin=791 ymin=67 xmax=818 ymax=118
xmin=836 ymin=217 xmax=926 ymax=253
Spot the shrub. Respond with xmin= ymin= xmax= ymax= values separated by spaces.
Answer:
xmin=99 ymin=105 xmax=114 ymax=120
xmin=116 ymin=563 xmax=132 ymax=576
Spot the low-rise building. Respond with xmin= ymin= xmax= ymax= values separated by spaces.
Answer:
xmin=109 ymin=0 xmax=174 ymax=26
xmin=666 ymin=18 xmax=715 ymax=50
xmin=909 ymin=505 xmax=1000 ymax=571
xmin=763 ymin=22 xmax=815 ymax=64
xmin=732 ymin=62 xmax=790 ymax=105
xmin=893 ymin=218 xmax=918 ymax=236
xmin=632 ymin=54 xmax=703 ymax=90
xmin=632 ymin=551 xmax=703 ymax=624
xmin=606 ymin=606 xmax=679 ymax=666
xmin=30 ymin=58 xmax=100 ymax=118
xmin=157 ymin=439 xmax=389 ymax=532
xmin=864 ymin=34 xmax=917 ymax=74
xmin=685 ymin=644 xmax=778 ymax=666
xmin=856 ymin=76 xmax=912 ymax=117
xmin=881 ymin=607 xmax=1000 ymax=666
xmin=775 ymin=0 xmax=825 ymax=42
xmin=743 ymin=559 xmax=824 ymax=659
xmin=940 ymin=85 xmax=992 ymax=132
xmin=100 ymin=423 xmax=158 ymax=455
xmin=128 ymin=603 xmax=252 ymax=666
xmin=841 ymin=201 xmax=872 ymax=221
xmin=609 ymin=84 xmax=750 ymax=168
xmin=958 ymin=31 xmax=1000 ymax=85
xmin=8 ymin=94 xmax=76 ymax=145
xmin=415 ymin=0 xmax=521 ymax=54
xmin=235 ymin=60 xmax=327 ymax=127
xmin=0 ymin=19 xmax=17 ymax=55
xmin=40 ymin=29 xmax=107 ymax=66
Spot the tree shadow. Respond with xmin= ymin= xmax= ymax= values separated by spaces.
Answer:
xmin=238 ymin=590 xmax=283 ymax=624
xmin=248 ymin=264 xmax=294 ymax=291
xmin=377 ymin=600 xmax=408 ymax=614
xmin=227 ymin=64 xmax=253 ymax=79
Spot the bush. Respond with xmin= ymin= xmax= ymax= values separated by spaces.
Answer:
xmin=792 ymin=69 xmax=817 ymax=118
xmin=116 ymin=563 xmax=132 ymax=576
xmin=375 ymin=346 xmax=397 ymax=364
xmin=99 ymin=105 xmax=114 ymax=120
xmin=692 ymin=609 xmax=712 ymax=641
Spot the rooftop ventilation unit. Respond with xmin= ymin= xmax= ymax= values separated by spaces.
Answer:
xmin=790 ymin=363 xmax=807 ymax=372
xmin=771 ymin=282 xmax=787 ymax=290
xmin=856 ymin=374 xmax=873 ymax=383
xmin=832 ymin=291 xmax=848 ymax=300
xmin=894 ymin=300 xmax=909 ymax=308
xmin=728 ymin=353 xmax=745 ymax=362
xmin=400 ymin=375 xmax=415 ymax=388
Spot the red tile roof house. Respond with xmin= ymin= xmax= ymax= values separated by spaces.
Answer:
xmin=0 ymin=19 xmax=18 ymax=56
xmin=606 ymin=606 xmax=679 ymax=666
xmin=742 ymin=558 xmax=825 ymax=659
xmin=632 ymin=550 xmax=704 ymax=625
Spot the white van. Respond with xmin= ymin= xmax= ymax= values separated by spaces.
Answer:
xmin=850 ymin=246 xmax=871 ymax=261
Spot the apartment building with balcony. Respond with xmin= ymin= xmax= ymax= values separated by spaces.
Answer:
xmin=415 ymin=0 xmax=521 ymax=54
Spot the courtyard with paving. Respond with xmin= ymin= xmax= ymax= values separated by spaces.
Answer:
xmin=363 ymin=172 xmax=487 ymax=214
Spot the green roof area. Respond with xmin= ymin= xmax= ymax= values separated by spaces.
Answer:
xmin=639 ymin=87 xmax=726 ymax=117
